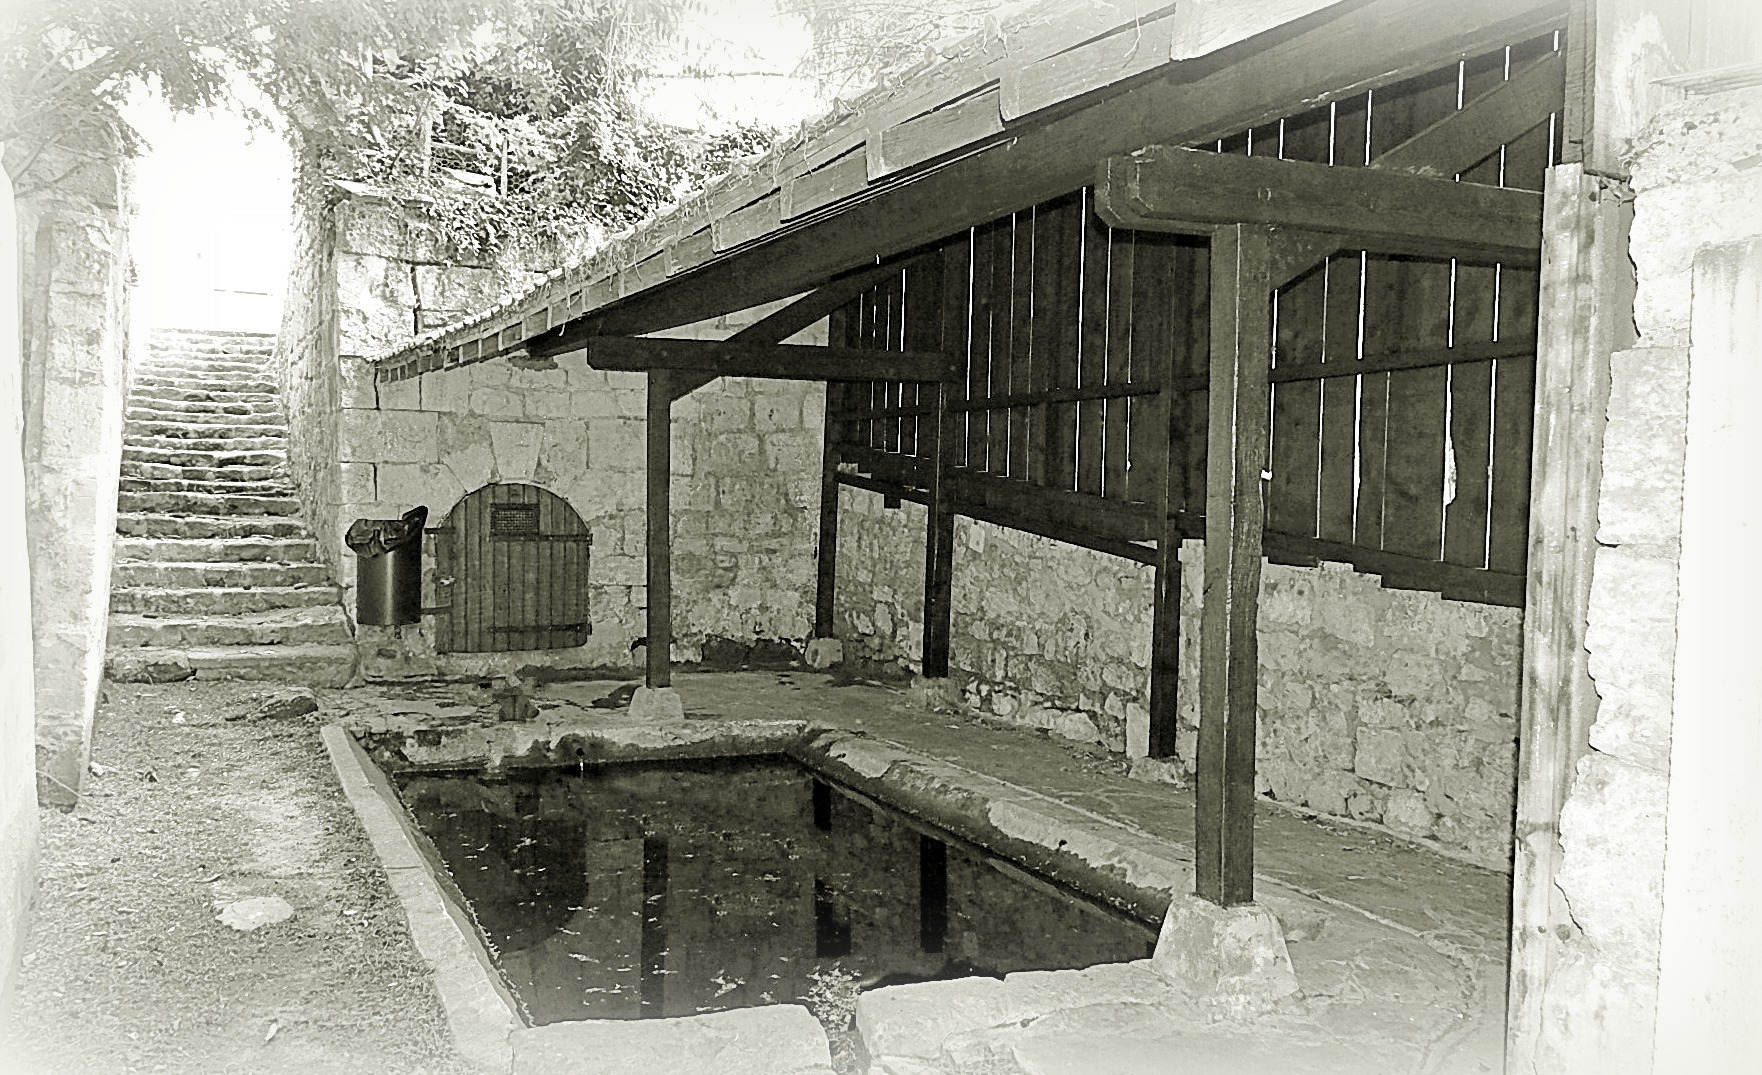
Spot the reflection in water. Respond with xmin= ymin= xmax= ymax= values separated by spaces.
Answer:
xmin=397 ymin=756 xmax=1156 ymax=1025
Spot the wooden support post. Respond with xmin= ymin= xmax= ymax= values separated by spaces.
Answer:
xmin=1505 ymin=163 xmax=1629 ymax=1067
xmin=922 ymin=380 xmax=955 ymax=678
xmin=1147 ymin=246 xmax=1200 ymax=761
xmin=645 ymin=370 xmax=673 ymax=689
xmin=814 ymin=431 xmax=840 ymax=639
xmin=1195 ymin=224 xmax=1274 ymax=908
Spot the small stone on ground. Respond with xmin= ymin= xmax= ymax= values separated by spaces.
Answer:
xmin=232 ymin=685 xmax=321 ymax=721
xmin=217 ymin=894 xmax=296 ymax=931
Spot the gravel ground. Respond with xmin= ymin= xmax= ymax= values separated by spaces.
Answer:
xmin=1 ymin=680 xmax=474 ymax=1075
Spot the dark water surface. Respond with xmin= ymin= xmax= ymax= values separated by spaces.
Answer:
xmin=397 ymin=756 xmax=1156 ymax=1025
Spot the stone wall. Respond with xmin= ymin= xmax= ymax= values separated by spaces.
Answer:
xmin=336 ymin=324 xmax=823 ymax=679
xmin=278 ymin=183 xmax=823 ymax=677
xmin=1533 ymin=86 xmax=1762 ymax=1074
xmin=276 ymin=170 xmax=546 ymax=585
xmin=835 ymin=492 xmax=1522 ymax=870
xmin=11 ymin=141 xmax=135 ymax=807
xmin=0 ymin=152 xmax=42 ymax=1010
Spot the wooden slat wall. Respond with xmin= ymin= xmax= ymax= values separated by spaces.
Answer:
xmin=825 ymin=35 xmax=1561 ymax=608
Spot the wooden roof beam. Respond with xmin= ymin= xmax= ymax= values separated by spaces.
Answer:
xmin=1095 ymin=146 xmax=1543 ymax=264
xmin=1373 ymin=47 xmax=1567 ymax=177
xmin=585 ymin=336 xmax=957 ymax=384
xmin=491 ymin=0 xmax=1561 ymax=346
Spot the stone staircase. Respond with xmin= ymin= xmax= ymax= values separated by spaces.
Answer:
xmin=106 ymin=328 xmax=357 ymax=687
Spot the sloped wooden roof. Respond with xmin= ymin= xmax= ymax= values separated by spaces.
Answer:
xmin=375 ymin=0 xmax=1563 ymax=380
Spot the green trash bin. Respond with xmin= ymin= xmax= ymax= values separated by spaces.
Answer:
xmin=345 ymin=506 xmax=428 ymax=626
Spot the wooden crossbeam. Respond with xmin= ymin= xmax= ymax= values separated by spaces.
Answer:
xmin=674 ymin=264 xmax=906 ymax=400
xmin=1373 ymin=49 xmax=1567 ymax=177
xmin=1095 ymin=146 xmax=1543 ymax=263
xmin=586 ymin=336 xmax=956 ymax=383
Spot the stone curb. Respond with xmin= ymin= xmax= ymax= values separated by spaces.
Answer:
xmin=321 ymin=724 xmax=521 ymax=1074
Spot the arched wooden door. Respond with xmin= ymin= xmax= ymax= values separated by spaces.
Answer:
xmin=433 ymin=483 xmax=592 ymax=653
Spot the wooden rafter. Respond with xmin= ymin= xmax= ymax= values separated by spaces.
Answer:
xmin=374 ymin=0 xmax=1562 ymax=380
xmin=1095 ymin=146 xmax=1543 ymax=263
xmin=1373 ymin=48 xmax=1567 ymax=177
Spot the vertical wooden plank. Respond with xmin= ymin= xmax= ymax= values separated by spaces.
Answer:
xmin=1317 ymin=253 xmax=1362 ymax=543
xmin=969 ymin=224 xmax=997 ymax=473
xmin=1127 ymin=235 xmax=1172 ymax=506
xmin=1446 ymin=259 xmax=1499 ymax=569
xmin=645 ymin=372 xmax=673 ymax=689
xmin=1489 ymin=261 xmax=1540 ymax=573
xmin=1103 ymin=227 xmax=1134 ymax=501
xmin=1268 ymin=261 xmax=1325 ymax=543
xmin=1010 ymin=209 xmax=1036 ymax=479
xmin=985 ymin=219 xmax=1015 ymax=475
xmin=433 ymin=512 xmax=454 ymax=652
xmin=1077 ymin=191 xmax=1110 ymax=498
xmin=1180 ymin=241 xmax=1211 ymax=516
xmin=1381 ymin=257 xmax=1452 ymax=561
xmin=1034 ymin=193 xmax=1082 ymax=490
xmin=1356 ymin=256 xmax=1398 ymax=548
xmin=1196 ymin=223 xmax=1274 ymax=908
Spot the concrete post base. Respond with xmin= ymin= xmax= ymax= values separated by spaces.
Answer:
xmin=908 ymin=675 xmax=960 ymax=711
xmin=1151 ymin=894 xmax=1300 ymax=1017
xmin=629 ymin=687 xmax=685 ymax=721
xmin=804 ymin=637 xmax=844 ymax=670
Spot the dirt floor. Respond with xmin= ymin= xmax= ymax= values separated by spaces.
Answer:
xmin=1 ymin=680 xmax=473 ymax=1075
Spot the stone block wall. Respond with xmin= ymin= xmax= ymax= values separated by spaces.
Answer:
xmin=277 ymin=172 xmax=546 ymax=585
xmin=277 ymin=181 xmax=825 ymax=676
xmin=835 ymin=491 xmax=1522 ymax=870
xmin=0 ymin=156 xmax=42 ymax=1010
xmin=1532 ymin=86 xmax=1762 ymax=1074
xmin=333 ymin=330 xmax=822 ymax=678
xmin=11 ymin=141 xmax=134 ymax=807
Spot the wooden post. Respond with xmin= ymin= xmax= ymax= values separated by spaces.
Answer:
xmin=814 ymin=425 xmax=840 ymax=638
xmin=645 ymin=370 xmax=673 ymax=689
xmin=1195 ymin=224 xmax=1274 ymax=907
xmin=922 ymin=380 xmax=955 ymax=678
xmin=1505 ymin=163 xmax=1628 ymax=1066
xmin=1147 ymin=245 xmax=1200 ymax=760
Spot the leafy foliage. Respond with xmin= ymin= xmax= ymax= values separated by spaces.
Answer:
xmin=2 ymin=0 xmax=781 ymax=256
xmin=780 ymin=0 xmax=1012 ymax=100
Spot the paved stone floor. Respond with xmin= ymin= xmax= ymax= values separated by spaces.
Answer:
xmin=328 ymin=667 xmax=1511 ymax=1075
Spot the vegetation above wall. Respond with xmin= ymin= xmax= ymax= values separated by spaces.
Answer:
xmin=0 ymin=0 xmax=768 ymax=256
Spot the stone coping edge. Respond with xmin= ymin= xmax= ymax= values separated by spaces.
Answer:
xmin=321 ymin=724 xmax=522 ymax=1074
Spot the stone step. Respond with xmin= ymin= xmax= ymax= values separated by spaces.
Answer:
xmin=126 ymin=434 xmax=286 ymax=453
xmin=115 ymin=513 xmax=310 ymax=539
xmin=140 ymin=361 xmax=272 ymax=380
xmin=125 ymin=424 xmax=289 ymax=447
xmin=126 ymin=408 xmax=287 ymax=428
xmin=147 ymin=346 xmax=276 ymax=359
xmin=111 ymin=585 xmax=342 ymax=616
xmin=116 ymin=490 xmax=300 ymax=516
xmin=112 ymin=560 xmax=333 ymax=589
xmin=115 ymin=535 xmax=318 ymax=563
xmin=119 ymin=461 xmax=286 ymax=484
xmin=129 ymin=387 xmax=280 ymax=406
xmin=106 ymin=643 xmax=356 ymax=689
xmin=122 ymin=446 xmax=287 ymax=468
xmin=117 ymin=477 xmax=296 ymax=497
xmin=125 ymin=398 xmax=283 ymax=417
xmin=107 ymin=605 xmax=353 ymax=649
xmin=132 ymin=375 xmax=279 ymax=394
